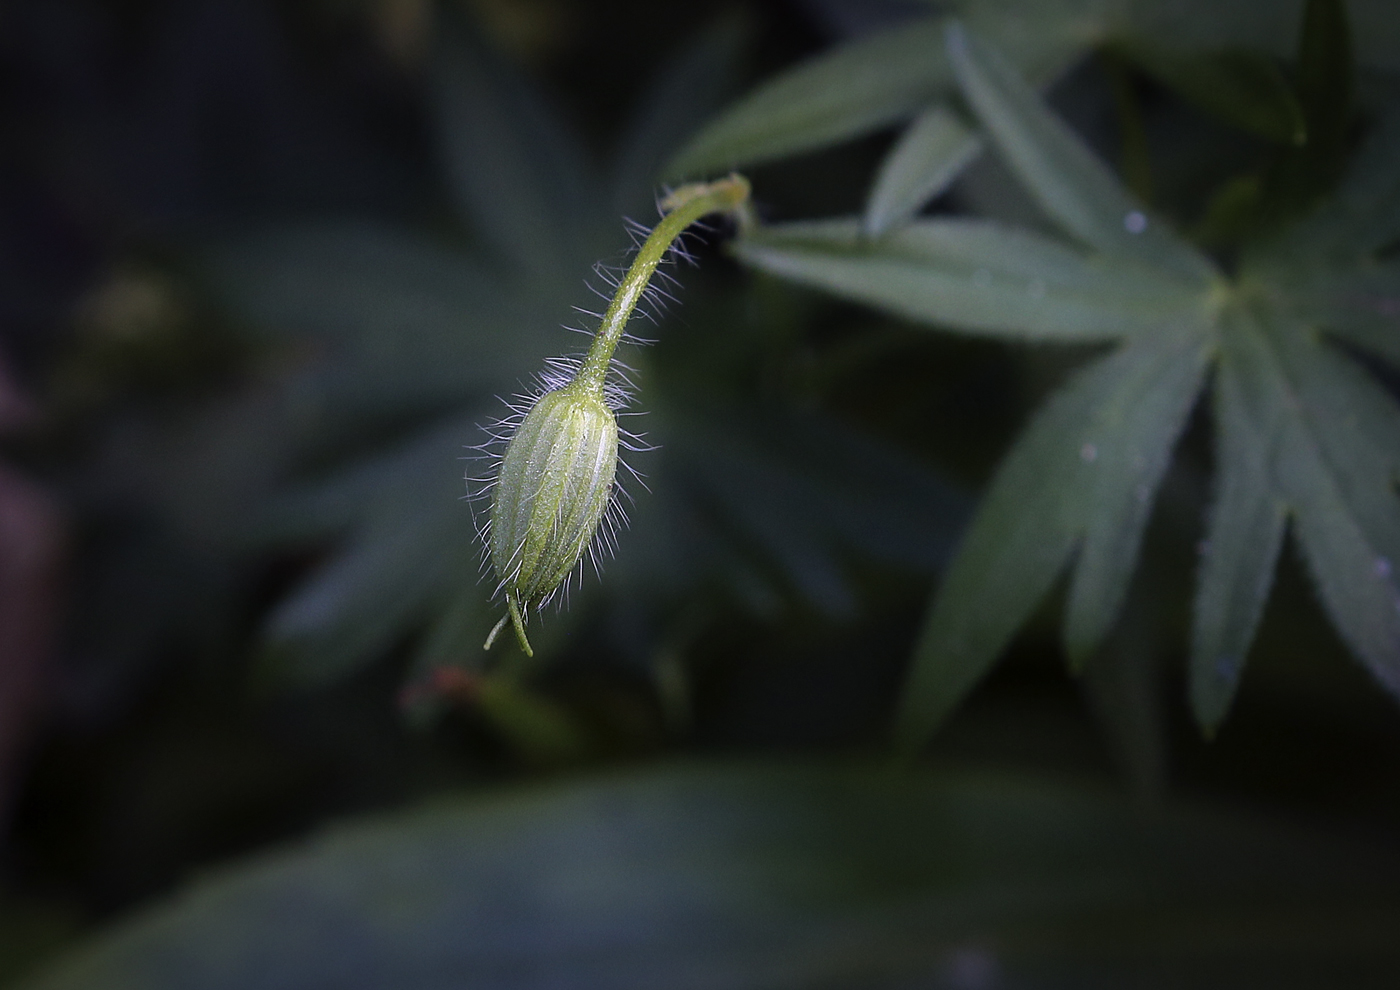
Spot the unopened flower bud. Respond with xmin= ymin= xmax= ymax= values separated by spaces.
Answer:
xmin=487 ymin=385 xmax=618 ymax=656
xmin=479 ymin=174 xmax=749 ymax=656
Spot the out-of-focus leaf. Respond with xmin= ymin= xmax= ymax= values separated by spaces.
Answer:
xmin=947 ymin=22 xmax=1216 ymax=284
xmin=433 ymin=12 xmax=600 ymax=273
xmin=667 ymin=410 xmax=967 ymax=616
xmin=1109 ymin=0 xmax=1400 ymax=69
xmin=1294 ymin=0 xmax=1354 ymax=162
xmin=736 ymin=217 xmax=1208 ymax=341
xmin=896 ymin=332 xmax=1208 ymax=746
xmin=1063 ymin=333 xmax=1211 ymax=668
xmin=863 ymin=105 xmax=982 ymax=236
xmin=20 ymin=761 xmax=1400 ymax=990
xmin=609 ymin=15 xmax=748 ymax=217
xmin=665 ymin=16 xmax=949 ymax=178
xmin=1222 ymin=306 xmax=1400 ymax=701
xmin=1115 ymin=40 xmax=1305 ymax=144
xmin=1190 ymin=343 xmax=1289 ymax=733
xmin=204 ymin=224 xmax=557 ymax=422
xmin=1261 ymin=0 xmax=1355 ymax=219
xmin=257 ymin=415 xmax=482 ymax=688
xmin=1268 ymin=98 xmax=1400 ymax=261
xmin=1269 ymin=261 xmax=1400 ymax=368
xmin=666 ymin=4 xmax=1096 ymax=180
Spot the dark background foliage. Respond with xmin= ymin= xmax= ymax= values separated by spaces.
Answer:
xmin=1 ymin=1 xmax=1398 ymax=986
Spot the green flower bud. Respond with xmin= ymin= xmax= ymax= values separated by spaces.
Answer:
xmin=479 ymin=174 xmax=749 ymax=656
xmin=486 ymin=384 xmax=618 ymax=656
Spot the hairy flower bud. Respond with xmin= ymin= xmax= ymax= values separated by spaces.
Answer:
xmin=487 ymin=385 xmax=618 ymax=656
xmin=478 ymin=174 xmax=749 ymax=656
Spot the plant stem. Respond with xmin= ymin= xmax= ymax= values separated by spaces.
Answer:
xmin=573 ymin=174 xmax=750 ymax=393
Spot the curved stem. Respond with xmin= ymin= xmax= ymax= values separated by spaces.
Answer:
xmin=506 ymin=592 xmax=533 ymax=657
xmin=574 ymin=174 xmax=750 ymax=394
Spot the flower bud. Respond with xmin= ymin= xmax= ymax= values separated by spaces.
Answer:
xmin=488 ymin=385 xmax=618 ymax=655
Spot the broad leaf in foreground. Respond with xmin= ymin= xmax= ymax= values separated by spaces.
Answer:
xmin=19 ymin=762 xmax=1400 ymax=990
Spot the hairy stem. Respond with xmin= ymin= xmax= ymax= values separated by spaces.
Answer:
xmin=574 ymin=174 xmax=750 ymax=393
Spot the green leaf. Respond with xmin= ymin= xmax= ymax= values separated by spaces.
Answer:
xmin=863 ymin=105 xmax=982 ymax=236
xmin=1269 ymin=99 xmax=1400 ymax=261
xmin=896 ymin=331 xmax=1208 ymax=746
xmin=1272 ymin=261 xmax=1400 ymax=368
xmin=1263 ymin=0 xmax=1355 ymax=218
xmin=433 ymin=12 xmax=600 ymax=273
xmin=1223 ymin=307 xmax=1400 ymax=700
xmin=946 ymin=22 xmax=1217 ymax=284
xmin=735 ymin=217 xmax=1208 ymax=341
xmin=1063 ymin=333 xmax=1212 ymax=667
xmin=20 ymin=761 xmax=1400 ymax=990
xmin=258 ymin=415 xmax=481 ymax=689
xmin=1114 ymin=40 xmax=1306 ymax=144
xmin=664 ymin=16 xmax=950 ymax=178
xmin=204 ymin=224 xmax=558 ymax=421
xmin=1190 ymin=349 xmax=1288 ymax=733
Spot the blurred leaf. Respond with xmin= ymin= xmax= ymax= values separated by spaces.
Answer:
xmin=1279 ymin=262 xmax=1400 ymax=367
xmin=736 ymin=217 xmax=1207 ymax=341
xmin=863 ymin=105 xmax=982 ymax=237
xmin=20 ymin=761 xmax=1400 ymax=990
xmin=1106 ymin=0 xmax=1400 ymax=69
xmin=665 ymin=16 xmax=949 ymax=178
xmin=1260 ymin=0 xmax=1355 ymax=221
xmin=663 ymin=409 xmax=968 ymax=616
xmin=1114 ymin=40 xmax=1306 ymax=144
xmin=472 ymin=674 xmax=594 ymax=766
xmin=1101 ymin=50 xmax=1154 ymax=202
xmin=1261 ymin=315 xmax=1400 ymax=694
xmin=895 ymin=332 xmax=1209 ymax=746
xmin=256 ymin=414 xmax=482 ymax=689
xmin=1267 ymin=94 xmax=1400 ymax=261
xmin=738 ymin=14 xmax=1400 ymax=742
xmin=1062 ymin=335 xmax=1211 ymax=668
xmin=205 ymin=223 xmax=556 ymax=424
xmin=666 ymin=4 xmax=1092 ymax=180
xmin=665 ymin=0 xmax=1400 ymax=187
xmin=432 ymin=10 xmax=601 ymax=273
xmin=946 ymin=22 xmax=1216 ymax=284
xmin=1190 ymin=349 xmax=1289 ymax=733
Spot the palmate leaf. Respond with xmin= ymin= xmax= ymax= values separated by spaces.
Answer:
xmin=733 ymin=17 xmax=1400 ymax=742
xmin=667 ymin=0 xmax=1400 ymax=231
xmin=1195 ymin=305 xmax=1400 ymax=725
xmin=19 ymin=762 xmax=1400 ymax=990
